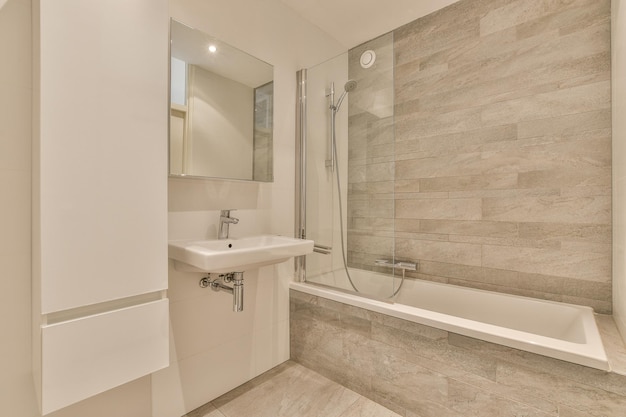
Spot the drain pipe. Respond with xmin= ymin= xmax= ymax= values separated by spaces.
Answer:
xmin=199 ymin=272 xmax=244 ymax=312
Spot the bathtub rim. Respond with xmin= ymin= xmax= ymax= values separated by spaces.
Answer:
xmin=290 ymin=280 xmax=610 ymax=371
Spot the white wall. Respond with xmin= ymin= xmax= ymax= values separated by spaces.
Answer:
xmin=0 ymin=0 xmax=37 ymax=415
xmin=613 ymin=0 xmax=626 ymax=343
xmin=157 ymin=1 xmax=345 ymax=415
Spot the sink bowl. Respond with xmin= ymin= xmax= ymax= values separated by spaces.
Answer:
xmin=168 ymin=235 xmax=314 ymax=273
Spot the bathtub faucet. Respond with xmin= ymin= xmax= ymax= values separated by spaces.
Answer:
xmin=375 ymin=259 xmax=417 ymax=271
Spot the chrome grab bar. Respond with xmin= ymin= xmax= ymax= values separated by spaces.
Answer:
xmin=313 ymin=244 xmax=332 ymax=255
xmin=375 ymin=259 xmax=417 ymax=271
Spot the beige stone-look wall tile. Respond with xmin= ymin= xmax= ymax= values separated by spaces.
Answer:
xmin=396 ymin=239 xmax=482 ymax=267
xmin=518 ymin=167 xmax=611 ymax=189
xmin=420 ymin=173 xmax=518 ymax=192
xmin=518 ymin=0 xmax=610 ymax=39
xmin=518 ymin=222 xmax=611 ymax=243
xmin=482 ymin=244 xmax=610 ymax=281
xmin=482 ymin=195 xmax=611 ymax=224
xmin=370 ymin=0 xmax=611 ymax=312
xmin=480 ymin=0 xmax=599 ymax=36
xmin=395 ymin=124 xmax=518 ymax=157
xmin=370 ymin=311 xmax=448 ymax=341
xmin=396 ymin=198 xmax=482 ymax=221
xmin=447 ymin=379 xmax=553 ymax=417
xmin=496 ymin=362 xmax=626 ymax=416
xmin=371 ymin=321 xmax=497 ymax=381
xmin=518 ymin=109 xmax=611 ymax=139
xmin=346 ymin=33 xmax=396 ymax=270
xmin=419 ymin=259 xmax=486 ymax=281
xmin=351 ymin=217 xmax=394 ymax=234
xmin=446 ymin=332 xmax=624 ymax=396
xmin=372 ymin=354 xmax=449 ymax=409
xmin=344 ymin=0 xmax=612 ymax=310
xmin=395 ymin=17 xmax=480 ymax=68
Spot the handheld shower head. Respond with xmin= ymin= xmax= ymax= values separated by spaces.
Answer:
xmin=335 ymin=79 xmax=358 ymax=111
xmin=344 ymin=79 xmax=358 ymax=93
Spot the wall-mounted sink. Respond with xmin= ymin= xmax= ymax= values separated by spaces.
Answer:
xmin=168 ymin=235 xmax=314 ymax=273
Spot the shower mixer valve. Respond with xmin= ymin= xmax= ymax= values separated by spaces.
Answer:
xmin=375 ymin=259 xmax=417 ymax=271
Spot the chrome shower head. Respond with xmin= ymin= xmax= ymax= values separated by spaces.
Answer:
xmin=344 ymin=79 xmax=358 ymax=92
xmin=335 ymin=79 xmax=358 ymax=111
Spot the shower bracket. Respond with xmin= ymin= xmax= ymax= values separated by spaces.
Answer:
xmin=199 ymin=272 xmax=244 ymax=312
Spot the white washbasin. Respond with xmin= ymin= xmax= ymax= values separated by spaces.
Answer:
xmin=168 ymin=235 xmax=314 ymax=273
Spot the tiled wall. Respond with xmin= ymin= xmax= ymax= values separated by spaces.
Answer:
xmin=291 ymin=290 xmax=626 ymax=417
xmin=346 ymin=33 xmax=396 ymax=271
xmin=347 ymin=0 xmax=612 ymax=313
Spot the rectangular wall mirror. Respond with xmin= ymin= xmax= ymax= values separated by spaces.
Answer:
xmin=169 ymin=19 xmax=274 ymax=182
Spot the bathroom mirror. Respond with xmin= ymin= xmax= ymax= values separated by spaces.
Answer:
xmin=169 ymin=19 xmax=274 ymax=182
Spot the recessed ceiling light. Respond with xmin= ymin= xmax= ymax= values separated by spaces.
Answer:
xmin=208 ymin=45 xmax=217 ymax=53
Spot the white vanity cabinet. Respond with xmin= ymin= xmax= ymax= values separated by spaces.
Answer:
xmin=32 ymin=0 xmax=170 ymax=414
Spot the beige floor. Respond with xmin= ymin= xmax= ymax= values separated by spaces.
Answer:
xmin=184 ymin=361 xmax=401 ymax=417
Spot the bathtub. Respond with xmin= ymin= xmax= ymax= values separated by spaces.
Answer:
xmin=291 ymin=268 xmax=609 ymax=371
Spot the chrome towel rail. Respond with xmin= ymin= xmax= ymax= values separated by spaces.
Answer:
xmin=313 ymin=244 xmax=332 ymax=255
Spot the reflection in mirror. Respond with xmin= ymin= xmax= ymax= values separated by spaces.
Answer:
xmin=169 ymin=19 xmax=274 ymax=182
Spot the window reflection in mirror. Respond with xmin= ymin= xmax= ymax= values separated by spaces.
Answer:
xmin=169 ymin=19 xmax=274 ymax=182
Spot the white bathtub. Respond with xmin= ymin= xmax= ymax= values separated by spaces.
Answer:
xmin=292 ymin=268 xmax=610 ymax=371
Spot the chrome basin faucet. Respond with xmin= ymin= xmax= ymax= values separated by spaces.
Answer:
xmin=218 ymin=209 xmax=239 ymax=239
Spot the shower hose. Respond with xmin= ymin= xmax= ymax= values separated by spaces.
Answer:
xmin=330 ymin=109 xmax=405 ymax=298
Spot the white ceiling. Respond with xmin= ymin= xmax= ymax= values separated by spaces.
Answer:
xmin=279 ymin=0 xmax=462 ymax=48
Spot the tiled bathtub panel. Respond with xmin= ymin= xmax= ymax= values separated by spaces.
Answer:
xmin=290 ymin=291 xmax=626 ymax=417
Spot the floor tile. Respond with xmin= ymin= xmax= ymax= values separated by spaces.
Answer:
xmin=338 ymin=396 xmax=403 ymax=417
xmin=185 ymin=403 xmax=226 ymax=417
xmin=205 ymin=361 xmax=401 ymax=417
